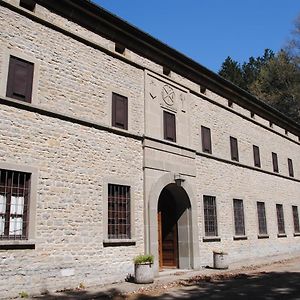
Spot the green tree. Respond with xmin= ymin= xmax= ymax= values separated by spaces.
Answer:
xmin=219 ymin=56 xmax=245 ymax=89
xmin=250 ymin=50 xmax=300 ymax=123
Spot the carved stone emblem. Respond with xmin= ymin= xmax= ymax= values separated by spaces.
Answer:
xmin=162 ymin=85 xmax=175 ymax=106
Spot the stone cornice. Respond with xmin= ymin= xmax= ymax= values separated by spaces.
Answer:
xmin=35 ymin=0 xmax=300 ymax=137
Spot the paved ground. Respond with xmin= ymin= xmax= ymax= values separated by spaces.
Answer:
xmin=28 ymin=255 xmax=300 ymax=300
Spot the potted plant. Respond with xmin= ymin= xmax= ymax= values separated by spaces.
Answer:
xmin=213 ymin=249 xmax=229 ymax=269
xmin=134 ymin=254 xmax=154 ymax=284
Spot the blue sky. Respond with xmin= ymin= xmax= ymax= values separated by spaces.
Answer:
xmin=94 ymin=1 xmax=300 ymax=72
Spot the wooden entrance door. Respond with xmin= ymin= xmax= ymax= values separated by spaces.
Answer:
xmin=158 ymin=190 xmax=178 ymax=269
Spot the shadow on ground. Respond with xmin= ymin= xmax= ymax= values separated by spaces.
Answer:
xmin=32 ymin=271 xmax=300 ymax=299
xmin=134 ymin=271 xmax=300 ymax=300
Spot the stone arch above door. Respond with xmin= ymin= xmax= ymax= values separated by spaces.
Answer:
xmin=147 ymin=172 xmax=200 ymax=273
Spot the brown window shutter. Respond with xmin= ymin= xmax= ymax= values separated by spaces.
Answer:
xmin=288 ymin=158 xmax=294 ymax=177
xmin=230 ymin=136 xmax=239 ymax=161
xmin=272 ymin=152 xmax=279 ymax=173
xmin=201 ymin=126 xmax=212 ymax=154
xmin=6 ymin=56 xmax=34 ymax=103
xmin=163 ymin=111 xmax=176 ymax=142
xmin=253 ymin=145 xmax=261 ymax=167
xmin=112 ymin=93 xmax=128 ymax=130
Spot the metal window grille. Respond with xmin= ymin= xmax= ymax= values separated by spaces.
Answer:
xmin=233 ymin=199 xmax=245 ymax=236
xmin=0 ymin=169 xmax=31 ymax=240
xmin=276 ymin=204 xmax=285 ymax=234
xmin=108 ymin=184 xmax=131 ymax=239
xmin=203 ymin=195 xmax=218 ymax=236
xmin=292 ymin=206 xmax=300 ymax=233
xmin=257 ymin=202 xmax=267 ymax=235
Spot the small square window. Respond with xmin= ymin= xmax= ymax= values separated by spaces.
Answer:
xmin=19 ymin=0 xmax=36 ymax=11
xmin=115 ymin=43 xmax=125 ymax=54
xmin=163 ymin=66 xmax=171 ymax=76
xmin=6 ymin=56 xmax=34 ymax=103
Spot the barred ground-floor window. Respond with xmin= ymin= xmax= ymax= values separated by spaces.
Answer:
xmin=108 ymin=184 xmax=131 ymax=239
xmin=0 ymin=169 xmax=31 ymax=240
xmin=203 ymin=195 xmax=218 ymax=237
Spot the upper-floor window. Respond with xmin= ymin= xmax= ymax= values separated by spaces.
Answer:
xmin=230 ymin=136 xmax=239 ymax=162
xmin=272 ymin=152 xmax=279 ymax=173
xmin=108 ymin=184 xmax=131 ymax=239
xmin=201 ymin=126 xmax=212 ymax=154
xmin=112 ymin=93 xmax=128 ymax=130
xmin=0 ymin=169 xmax=31 ymax=240
xmin=276 ymin=204 xmax=285 ymax=235
xmin=6 ymin=56 xmax=34 ymax=103
xmin=257 ymin=202 xmax=267 ymax=235
xmin=288 ymin=158 xmax=294 ymax=177
xmin=292 ymin=206 xmax=300 ymax=234
xmin=163 ymin=111 xmax=176 ymax=142
xmin=19 ymin=0 xmax=36 ymax=11
xmin=203 ymin=195 xmax=218 ymax=237
xmin=253 ymin=145 xmax=261 ymax=168
xmin=233 ymin=199 xmax=245 ymax=236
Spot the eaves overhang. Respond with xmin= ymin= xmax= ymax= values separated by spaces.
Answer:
xmin=36 ymin=0 xmax=300 ymax=136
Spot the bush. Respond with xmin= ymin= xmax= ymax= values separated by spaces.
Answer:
xmin=134 ymin=254 xmax=154 ymax=264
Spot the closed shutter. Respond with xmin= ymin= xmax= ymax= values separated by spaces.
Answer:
xmin=272 ymin=152 xmax=279 ymax=173
xmin=288 ymin=158 xmax=294 ymax=177
xmin=6 ymin=56 xmax=34 ymax=103
xmin=163 ymin=111 xmax=176 ymax=142
xmin=230 ymin=136 xmax=239 ymax=161
xmin=112 ymin=93 xmax=128 ymax=130
xmin=201 ymin=126 xmax=212 ymax=154
xmin=253 ymin=145 xmax=261 ymax=167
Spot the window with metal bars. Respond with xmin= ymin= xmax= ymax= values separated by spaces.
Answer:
xmin=0 ymin=169 xmax=31 ymax=240
xmin=292 ymin=206 xmax=300 ymax=233
xmin=276 ymin=204 xmax=285 ymax=234
xmin=203 ymin=195 xmax=218 ymax=237
xmin=108 ymin=184 xmax=131 ymax=239
xmin=233 ymin=199 xmax=245 ymax=236
xmin=257 ymin=202 xmax=267 ymax=235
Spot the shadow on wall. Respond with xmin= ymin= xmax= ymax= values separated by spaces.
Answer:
xmin=30 ymin=271 xmax=300 ymax=299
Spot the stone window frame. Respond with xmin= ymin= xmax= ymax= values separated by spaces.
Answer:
xmin=0 ymin=48 xmax=40 ymax=105
xmin=102 ymin=177 xmax=136 ymax=247
xmin=0 ymin=162 xmax=38 ymax=249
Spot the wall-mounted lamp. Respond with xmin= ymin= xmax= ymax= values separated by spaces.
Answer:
xmin=174 ymin=174 xmax=185 ymax=186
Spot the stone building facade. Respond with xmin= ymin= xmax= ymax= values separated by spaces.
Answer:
xmin=0 ymin=0 xmax=300 ymax=298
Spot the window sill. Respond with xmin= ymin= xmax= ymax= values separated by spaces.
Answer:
xmin=277 ymin=233 xmax=287 ymax=238
xmin=258 ymin=234 xmax=269 ymax=239
xmin=233 ymin=235 xmax=248 ymax=241
xmin=203 ymin=236 xmax=221 ymax=242
xmin=0 ymin=240 xmax=35 ymax=250
xmin=294 ymin=233 xmax=300 ymax=237
xmin=103 ymin=239 xmax=136 ymax=247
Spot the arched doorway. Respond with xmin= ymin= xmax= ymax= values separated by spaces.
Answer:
xmin=157 ymin=183 xmax=191 ymax=269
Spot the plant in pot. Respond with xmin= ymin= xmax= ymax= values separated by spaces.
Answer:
xmin=134 ymin=254 xmax=154 ymax=284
